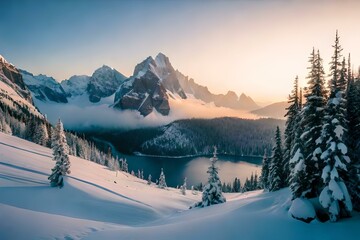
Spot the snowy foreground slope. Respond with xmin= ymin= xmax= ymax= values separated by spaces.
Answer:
xmin=0 ymin=132 xmax=359 ymax=240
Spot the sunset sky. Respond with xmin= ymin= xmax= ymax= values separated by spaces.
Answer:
xmin=1 ymin=0 xmax=360 ymax=103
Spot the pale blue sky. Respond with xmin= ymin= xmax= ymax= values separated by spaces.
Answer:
xmin=1 ymin=0 xmax=360 ymax=102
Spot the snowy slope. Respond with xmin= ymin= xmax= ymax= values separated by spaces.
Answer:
xmin=1 ymin=132 xmax=359 ymax=240
xmin=0 ymin=132 xmax=199 ymax=239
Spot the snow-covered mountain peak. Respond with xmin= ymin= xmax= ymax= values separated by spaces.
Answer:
xmin=0 ymin=54 xmax=15 ymax=67
xmin=20 ymin=70 xmax=68 ymax=103
xmin=133 ymin=56 xmax=157 ymax=78
xmin=0 ymin=54 xmax=7 ymax=63
xmin=114 ymin=53 xmax=187 ymax=116
xmin=87 ymin=65 xmax=127 ymax=103
xmin=133 ymin=53 xmax=175 ymax=81
xmin=93 ymin=65 xmax=114 ymax=76
xmin=61 ymin=75 xmax=90 ymax=97
xmin=155 ymin=52 xmax=172 ymax=69
xmin=90 ymin=66 xmax=125 ymax=85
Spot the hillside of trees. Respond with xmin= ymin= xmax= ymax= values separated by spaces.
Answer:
xmin=88 ymin=117 xmax=285 ymax=157
xmin=0 ymin=90 xmax=120 ymax=171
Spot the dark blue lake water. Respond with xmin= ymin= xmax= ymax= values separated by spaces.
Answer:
xmin=117 ymin=154 xmax=262 ymax=187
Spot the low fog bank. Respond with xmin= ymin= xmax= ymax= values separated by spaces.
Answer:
xmin=35 ymin=97 xmax=259 ymax=131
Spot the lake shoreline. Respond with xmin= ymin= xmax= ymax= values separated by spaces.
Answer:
xmin=133 ymin=151 xmax=263 ymax=159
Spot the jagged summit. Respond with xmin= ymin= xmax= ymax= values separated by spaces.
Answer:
xmin=113 ymin=53 xmax=187 ymax=116
xmin=21 ymin=70 xmax=68 ymax=103
xmin=9 ymin=52 xmax=259 ymax=118
xmin=154 ymin=52 xmax=172 ymax=69
xmin=61 ymin=75 xmax=90 ymax=97
xmin=87 ymin=65 xmax=127 ymax=102
xmin=23 ymin=64 xmax=128 ymax=103
xmin=0 ymin=54 xmax=7 ymax=63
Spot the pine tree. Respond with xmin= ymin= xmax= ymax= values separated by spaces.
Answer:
xmin=180 ymin=177 xmax=187 ymax=195
xmin=346 ymin=75 xmax=360 ymax=211
xmin=346 ymin=53 xmax=352 ymax=95
xmin=250 ymin=172 xmax=254 ymax=190
xmin=25 ymin=116 xmax=37 ymax=141
xmin=193 ymin=147 xmax=226 ymax=208
xmin=289 ymin=107 xmax=307 ymax=199
xmin=122 ymin=159 xmax=128 ymax=173
xmin=260 ymin=151 xmax=270 ymax=190
xmin=254 ymin=172 xmax=259 ymax=190
xmin=34 ymin=122 xmax=48 ymax=146
xmin=0 ymin=110 xmax=12 ymax=134
xmin=319 ymin=31 xmax=352 ymax=222
xmin=222 ymin=182 xmax=227 ymax=192
xmin=268 ymin=126 xmax=284 ymax=192
xmin=147 ymin=174 xmax=152 ymax=185
xmin=243 ymin=178 xmax=250 ymax=192
xmin=297 ymin=49 xmax=327 ymax=198
xmin=232 ymin=177 xmax=241 ymax=192
xmin=48 ymin=119 xmax=71 ymax=188
xmin=283 ymin=76 xmax=300 ymax=182
xmin=158 ymin=168 xmax=167 ymax=189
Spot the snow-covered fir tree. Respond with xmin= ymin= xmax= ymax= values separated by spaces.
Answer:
xmin=260 ymin=151 xmax=270 ymax=190
xmin=319 ymin=31 xmax=352 ymax=222
xmin=180 ymin=177 xmax=187 ymax=195
xmin=147 ymin=174 xmax=152 ymax=185
xmin=289 ymin=49 xmax=328 ymax=200
xmin=33 ymin=122 xmax=48 ymax=146
xmin=242 ymin=178 xmax=251 ymax=192
xmin=158 ymin=168 xmax=167 ymax=189
xmin=283 ymin=76 xmax=300 ymax=183
xmin=300 ymin=49 xmax=327 ymax=198
xmin=122 ymin=159 xmax=128 ymax=173
xmin=48 ymin=119 xmax=71 ymax=188
xmin=25 ymin=116 xmax=37 ymax=141
xmin=193 ymin=147 xmax=226 ymax=208
xmin=289 ymin=102 xmax=307 ymax=199
xmin=0 ymin=109 xmax=12 ymax=134
xmin=268 ymin=126 xmax=284 ymax=192
xmin=346 ymin=70 xmax=360 ymax=211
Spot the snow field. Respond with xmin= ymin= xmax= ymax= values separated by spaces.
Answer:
xmin=0 ymin=132 xmax=359 ymax=240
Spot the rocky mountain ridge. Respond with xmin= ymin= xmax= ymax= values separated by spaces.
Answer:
xmin=3 ymin=53 xmax=262 ymax=118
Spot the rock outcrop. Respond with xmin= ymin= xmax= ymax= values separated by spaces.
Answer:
xmin=0 ymin=55 xmax=33 ymax=104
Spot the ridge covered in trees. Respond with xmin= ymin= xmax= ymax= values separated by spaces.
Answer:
xmin=89 ymin=117 xmax=285 ymax=157
xmin=0 ymin=90 xmax=121 ymax=173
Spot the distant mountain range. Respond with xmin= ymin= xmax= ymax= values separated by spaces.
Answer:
xmin=1 ymin=53 xmax=286 ymax=158
xmin=21 ymin=64 xmax=127 ymax=104
xmin=13 ymin=53 xmax=260 ymax=117
xmin=1 ymin=52 xmax=287 ymax=133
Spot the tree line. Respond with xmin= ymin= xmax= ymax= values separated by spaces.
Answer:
xmin=261 ymin=31 xmax=360 ymax=222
